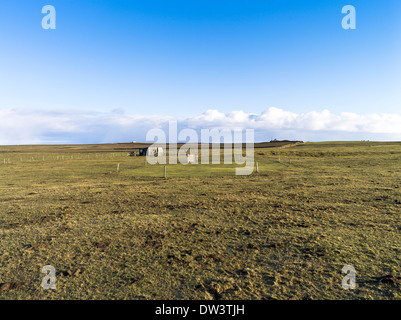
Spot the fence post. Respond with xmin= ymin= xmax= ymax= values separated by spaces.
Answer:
xmin=164 ymin=166 xmax=167 ymax=178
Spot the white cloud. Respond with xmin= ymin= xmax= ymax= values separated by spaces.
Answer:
xmin=1 ymin=107 xmax=401 ymax=145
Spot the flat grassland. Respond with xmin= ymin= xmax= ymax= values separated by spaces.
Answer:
xmin=0 ymin=141 xmax=400 ymax=299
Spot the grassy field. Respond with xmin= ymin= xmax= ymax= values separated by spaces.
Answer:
xmin=0 ymin=141 xmax=401 ymax=299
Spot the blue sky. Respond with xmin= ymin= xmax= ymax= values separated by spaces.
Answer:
xmin=0 ymin=0 xmax=400 ymax=144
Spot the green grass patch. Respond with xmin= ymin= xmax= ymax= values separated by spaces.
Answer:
xmin=1 ymin=141 xmax=401 ymax=300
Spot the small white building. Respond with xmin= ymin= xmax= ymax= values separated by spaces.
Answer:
xmin=146 ymin=147 xmax=164 ymax=157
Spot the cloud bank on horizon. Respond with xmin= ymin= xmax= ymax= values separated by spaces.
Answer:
xmin=1 ymin=107 xmax=401 ymax=145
